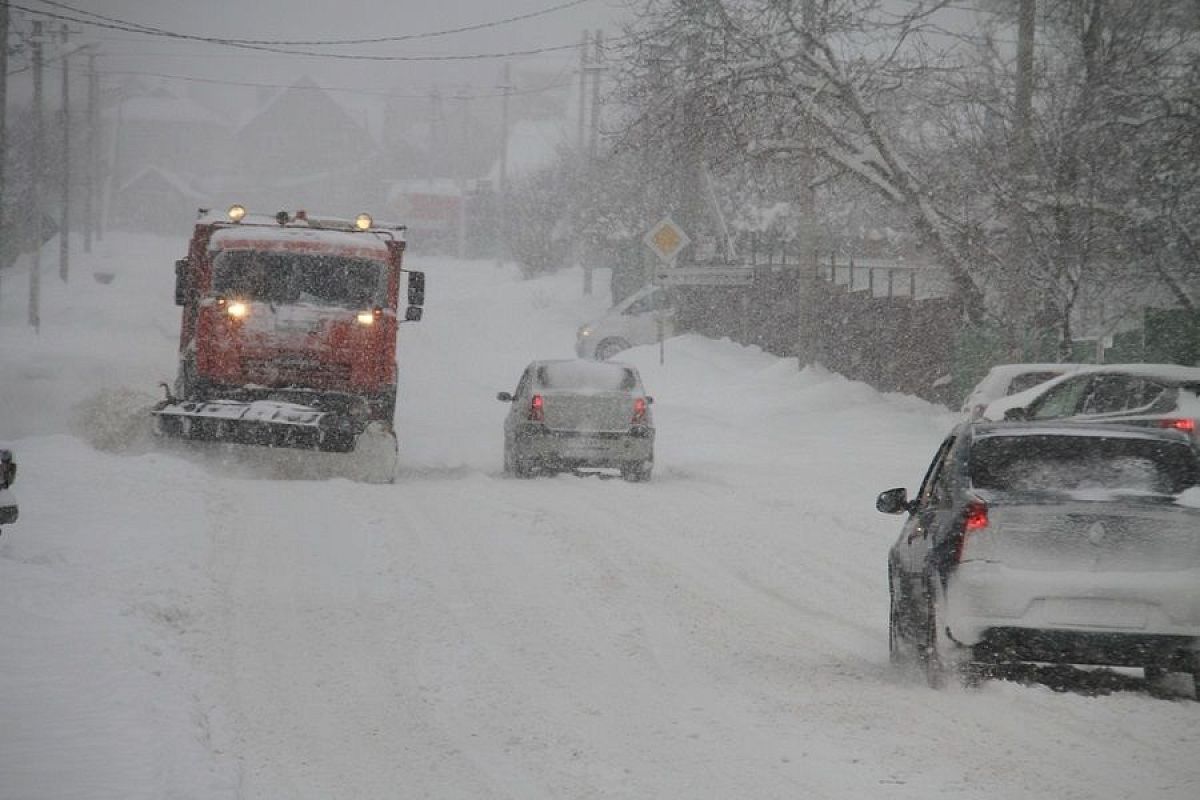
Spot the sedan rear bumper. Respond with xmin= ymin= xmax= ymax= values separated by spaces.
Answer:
xmin=515 ymin=426 xmax=654 ymax=469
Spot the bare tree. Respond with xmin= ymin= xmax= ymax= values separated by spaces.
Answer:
xmin=611 ymin=0 xmax=990 ymax=319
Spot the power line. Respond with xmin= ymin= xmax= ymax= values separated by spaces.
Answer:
xmin=12 ymin=1 xmax=618 ymax=61
xmin=44 ymin=62 xmax=580 ymax=101
xmin=30 ymin=0 xmax=597 ymax=47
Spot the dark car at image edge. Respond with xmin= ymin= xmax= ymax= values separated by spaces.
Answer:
xmin=878 ymin=421 xmax=1200 ymax=698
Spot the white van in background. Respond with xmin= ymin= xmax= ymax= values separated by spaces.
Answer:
xmin=575 ymin=284 xmax=678 ymax=360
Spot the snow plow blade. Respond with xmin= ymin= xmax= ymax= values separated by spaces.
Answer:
xmin=152 ymin=398 xmax=362 ymax=453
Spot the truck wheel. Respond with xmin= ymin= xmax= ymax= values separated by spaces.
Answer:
xmin=175 ymin=355 xmax=209 ymax=401
xmin=594 ymin=338 xmax=629 ymax=361
xmin=372 ymin=387 xmax=397 ymax=425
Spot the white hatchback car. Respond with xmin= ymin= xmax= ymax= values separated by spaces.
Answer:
xmin=995 ymin=363 xmax=1200 ymax=437
xmin=575 ymin=284 xmax=677 ymax=360
xmin=961 ymin=363 xmax=1086 ymax=420
xmin=498 ymin=359 xmax=655 ymax=481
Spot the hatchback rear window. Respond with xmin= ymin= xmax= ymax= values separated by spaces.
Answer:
xmin=969 ymin=435 xmax=1200 ymax=494
xmin=538 ymin=362 xmax=639 ymax=392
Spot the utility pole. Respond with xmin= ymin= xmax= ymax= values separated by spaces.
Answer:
xmin=1014 ymin=0 xmax=1036 ymax=176
xmin=577 ymin=31 xmax=588 ymax=151
xmin=0 ymin=0 xmax=9 ymax=307
xmin=497 ymin=63 xmax=511 ymax=267
xmin=83 ymin=48 xmax=97 ymax=253
xmin=795 ymin=0 xmax=820 ymax=368
xmin=30 ymin=21 xmax=44 ymax=332
xmin=587 ymin=30 xmax=603 ymax=162
xmin=582 ymin=30 xmax=605 ymax=294
xmin=454 ymin=85 xmax=470 ymax=259
xmin=427 ymin=87 xmax=442 ymax=182
xmin=59 ymin=23 xmax=70 ymax=283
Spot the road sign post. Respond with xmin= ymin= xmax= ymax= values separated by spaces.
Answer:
xmin=643 ymin=217 xmax=690 ymax=364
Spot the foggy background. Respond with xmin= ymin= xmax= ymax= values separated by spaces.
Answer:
xmin=3 ymin=1 xmax=1198 ymax=403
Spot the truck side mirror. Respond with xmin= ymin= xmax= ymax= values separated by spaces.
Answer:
xmin=404 ymin=306 xmax=423 ymax=322
xmin=407 ymin=271 xmax=425 ymax=307
xmin=174 ymin=259 xmax=191 ymax=306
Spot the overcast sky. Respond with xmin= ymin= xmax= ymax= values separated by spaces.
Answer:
xmin=8 ymin=0 xmax=632 ymax=113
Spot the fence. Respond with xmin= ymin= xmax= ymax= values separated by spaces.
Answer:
xmin=666 ymin=240 xmax=963 ymax=404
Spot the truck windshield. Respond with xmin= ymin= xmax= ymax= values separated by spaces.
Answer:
xmin=212 ymin=250 xmax=387 ymax=309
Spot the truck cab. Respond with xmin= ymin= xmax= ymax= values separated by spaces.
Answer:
xmin=158 ymin=206 xmax=424 ymax=453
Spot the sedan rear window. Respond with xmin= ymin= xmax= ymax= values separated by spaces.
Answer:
xmin=969 ymin=435 xmax=1200 ymax=495
xmin=538 ymin=362 xmax=639 ymax=392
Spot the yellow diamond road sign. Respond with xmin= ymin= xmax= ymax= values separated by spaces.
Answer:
xmin=644 ymin=217 xmax=690 ymax=263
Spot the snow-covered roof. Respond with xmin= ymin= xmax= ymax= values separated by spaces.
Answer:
xmin=117 ymin=165 xmax=209 ymax=200
xmin=236 ymin=75 xmax=370 ymax=140
xmin=118 ymin=89 xmax=230 ymax=127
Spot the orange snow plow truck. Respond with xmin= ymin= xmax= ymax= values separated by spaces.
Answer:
xmin=153 ymin=205 xmax=424 ymax=461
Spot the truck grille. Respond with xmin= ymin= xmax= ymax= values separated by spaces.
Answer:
xmin=240 ymin=357 xmax=352 ymax=387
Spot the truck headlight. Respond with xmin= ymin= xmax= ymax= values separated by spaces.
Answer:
xmin=357 ymin=307 xmax=383 ymax=325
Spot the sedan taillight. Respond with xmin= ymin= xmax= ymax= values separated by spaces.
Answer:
xmin=1157 ymin=418 xmax=1196 ymax=433
xmin=529 ymin=394 xmax=544 ymax=422
xmin=632 ymin=397 xmax=648 ymax=424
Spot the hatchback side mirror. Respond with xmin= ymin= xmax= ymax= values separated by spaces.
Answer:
xmin=1004 ymin=407 xmax=1029 ymax=421
xmin=0 ymin=449 xmax=14 ymax=489
xmin=497 ymin=392 xmax=514 ymax=402
xmin=876 ymin=487 xmax=911 ymax=514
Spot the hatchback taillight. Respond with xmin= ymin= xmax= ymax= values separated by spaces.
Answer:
xmin=964 ymin=499 xmax=989 ymax=532
xmin=955 ymin=498 xmax=989 ymax=563
xmin=632 ymin=397 xmax=648 ymax=424
xmin=529 ymin=394 xmax=544 ymax=422
xmin=1157 ymin=418 xmax=1196 ymax=433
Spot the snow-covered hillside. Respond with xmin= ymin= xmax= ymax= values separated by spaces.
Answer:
xmin=1 ymin=237 xmax=1197 ymax=799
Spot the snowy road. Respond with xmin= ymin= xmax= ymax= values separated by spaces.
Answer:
xmin=1 ymin=236 xmax=1198 ymax=799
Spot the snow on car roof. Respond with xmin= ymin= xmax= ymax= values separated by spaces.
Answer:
xmin=971 ymin=420 xmax=1195 ymax=442
xmin=532 ymin=359 xmax=641 ymax=392
xmin=209 ymin=226 xmax=391 ymax=260
xmin=1065 ymin=362 xmax=1200 ymax=381
xmin=982 ymin=362 xmax=1086 ymax=378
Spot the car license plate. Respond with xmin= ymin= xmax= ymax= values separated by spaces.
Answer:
xmin=1042 ymin=598 xmax=1149 ymax=630
xmin=559 ymin=439 xmax=605 ymax=455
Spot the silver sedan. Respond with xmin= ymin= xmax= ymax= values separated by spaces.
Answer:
xmin=498 ymin=359 xmax=655 ymax=481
